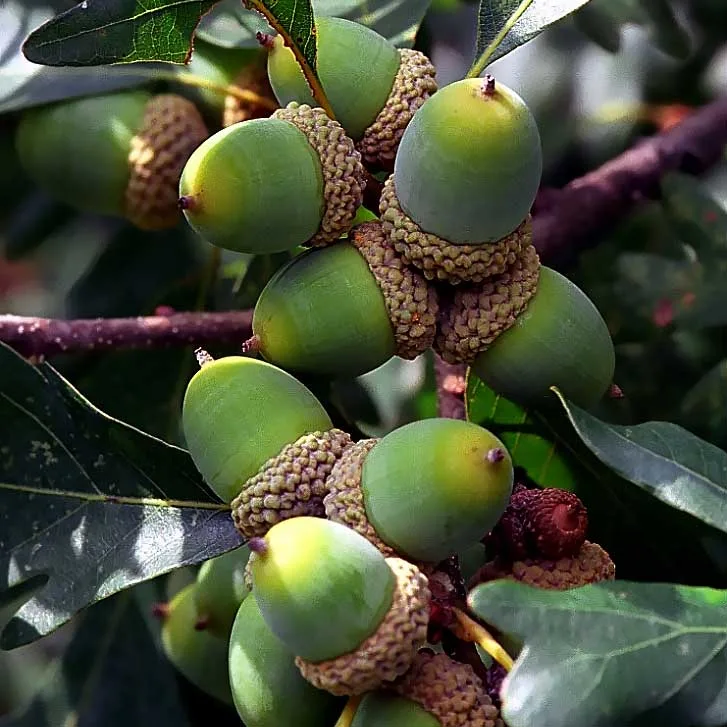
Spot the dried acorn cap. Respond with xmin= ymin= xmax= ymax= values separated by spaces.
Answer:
xmin=379 ymin=176 xmax=531 ymax=284
xmin=393 ymin=651 xmax=503 ymax=727
xmin=352 ymin=692 xmax=440 ymax=727
xmin=357 ymin=49 xmax=438 ymax=169
xmin=251 ymin=221 xmax=438 ymax=378
xmin=295 ymin=557 xmax=430 ymax=695
xmin=522 ymin=488 xmax=588 ymax=559
xmin=323 ymin=438 xmax=397 ymax=558
xmin=470 ymin=540 xmax=616 ymax=590
xmin=484 ymin=484 xmax=537 ymax=562
xmin=434 ymin=244 xmax=541 ymax=365
xmin=231 ymin=428 xmax=353 ymax=539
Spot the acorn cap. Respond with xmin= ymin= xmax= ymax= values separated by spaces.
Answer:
xmin=351 ymin=221 xmax=439 ymax=360
xmin=182 ymin=356 xmax=332 ymax=502
xmin=393 ymin=651 xmax=503 ymax=727
xmin=323 ymin=438 xmax=397 ymax=557
xmin=484 ymin=484 xmax=537 ymax=562
xmin=229 ymin=593 xmax=346 ymax=727
xmin=472 ymin=266 xmax=616 ymax=409
xmin=231 ymin=428 xmax=353 ymax=538
xmin=434 ymin=244 xmax=541 ymax=365
xmin=271 ymin=103 xmax=366 ymax=245
xmin=522 ymin=488 xmax=589 ymax=559
xmin=125 ymin=94 xmax=209 ymax=230
xmin=250 ymin=517 xmax=397 ymax=663
xmin=352 ymin=692 xmax=440 ymax=727
xmin=295 ymin=557 xmax=430 ymax=695
xmin=357 ymin=49 xmax=438 ymax=169
xmin=360 ymin=418 xmax=514 ymax=563
xmin=379 ymin=176 xmax=531 ymax=285
xmin=223 ymin=55 xmax=278 ymax=127
xmin=470 ymin=540 xmax=616 ymax=590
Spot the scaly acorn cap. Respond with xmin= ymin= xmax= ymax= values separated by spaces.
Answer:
xmin=126 ymin=94 xmax=209 ymax=230
xmin=392 ymin=651 xmax=504 ymax=727
xmin=295 ymin=557 xmax=430 ymax=695
xmin=522 ymin=488 xmax=589 ymax=559
xmin=357 ymin=49 xmax=438 ymax=169
xmin=379 ymin=176 xmax=531 ymax=285
xmin=470 ymin=540 xmax=616 ymax=590
xmin=231 ymin=428 xmax=354 ymax=538
xmin=434 ymin=244 xmax=541 ymax=365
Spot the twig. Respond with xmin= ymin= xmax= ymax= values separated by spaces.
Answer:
xmin=434 ymin=355 xmax=467 ymax=420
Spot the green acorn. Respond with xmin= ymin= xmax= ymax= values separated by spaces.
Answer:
xmin=248 ymin=517 xmax=430 ymax=695
xmin=194 ymin=545 xmax=251 ymax=639
xmin=380 ymin=76 xmax=542 ymax=283
xmin=16 ymin=91 xmax=208 ymax=230
xmin=351 ymin=692 xmax=440 ymax=727
xmin=267 ymin=17 xmax=437 ymax=168
xmin=324 ymin=419 xmax=513 ymax=563
xmin=250 ymin=221 xmax=439 ymax=378
xmin=228 ymin=593 xmax=345 ymax=727
xmin=179 ymin=103 xmax=365 ymax=253
xmin=160 ymin=583 xmax=232 ymax=704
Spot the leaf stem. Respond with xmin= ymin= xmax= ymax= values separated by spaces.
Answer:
xmin=453 ymin=607 xmax=514 ymax=671
xmin=467 ymin=0 xmax=534 ymax=79
xmin=172 ymin=71 xmax=279 ymax=111
xmin=334 ymin=695 xmax=362 ymax=727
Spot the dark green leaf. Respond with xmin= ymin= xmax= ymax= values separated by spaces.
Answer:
xmin=0 ymin=592 xmax=191 ymax=727
xmin=556 ymin=390 xmax=727 ymax=539
xmin=22 ymin=0 xmax=217 ymax=67
xmin=573 ymin=1 xmax=623 ymax=53
xmin=639 ymin=0 xmax=691 ymax=59
xmin=0 ymin=343 xmax=243 ymax=649
xmin=681 ymin=361 xmax=727 ymax=451
xmin=469 ymin=580 xmax=727 ymax=727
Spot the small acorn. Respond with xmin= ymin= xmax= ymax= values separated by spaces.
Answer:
xmin=181 ymin=353 xmax=336 ymax=504
xmin=194 ymin=545 xmax=251 ymax=639
xmin=351 ymin=692 xmax=440 ymax=727
xmin=16 ymin=90 xmax=208 ymax=230
xmin=325 ymin=418 xmax=514 ymax=563
xmin=267 ymin=17 xmax=437 ymax=168
xmin=380 ymin=76 xmax=542 ymax=283
xmin=159 ymin=583 xmax=232 ymax=704
xmin=179 ymin=102 xmax=365 ymax=253
xmin=250 ymin=221 xmax=439 ymax=378
xmin=228 ymin=593 xmax=345 ymax=727
xmin=248 ymin=517 xmax=430 ymax=695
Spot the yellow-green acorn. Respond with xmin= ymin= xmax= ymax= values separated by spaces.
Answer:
xmin=351 ymin=692 xmax=440 ymax=727
xmin=179 ymin=103 xmax=365 ymax=253
xmin=380 ymin=76 xmax=542 ymax=284
xmin=251 ymin=221 xmax=439 ymax=378
xmin=160 ymin=583 xmax=232 ymax=704
xmin=248 ymin=517 xmax=430 ymax=695
xmin=194 ymin=545 xmax=251 ymax=639
xmin=16 ymin=91 xmax=208 ymax=230
xmin=325 ymin=419 xmax=513 ymax=563
xmin=228 ymin=593 xmax=345 ymax=727
xmin=267 ymin=17 xmax=437 ymax=167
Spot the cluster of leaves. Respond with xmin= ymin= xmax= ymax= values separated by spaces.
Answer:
xmin=2 ymin=0 xmax=727 ymax=726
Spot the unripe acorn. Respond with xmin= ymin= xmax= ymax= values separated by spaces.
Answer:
xmin=160 ymin=583 xmax=232 ymax=704
xmin=228 ymin=593 xmax=345 ymax=727
xmin=248 ymin=517 xmax=430 ymax=695
xmin=194 ymin=544 xmax=251 ymax=639
xmin=179 ymin=103 xmax=365 ymax=253
xmin=267 ymin=17 xmax=437 ymax=167
xmin=16 ymin=90 xmax=208 ymax=230
xmin=324 ymin=419 xmax=513 ymax=563
xmin=182 ymin=353 xmax=333 ymax=503
xmin=380 ymin=76 xmax=541 ymax=284
xmin=251 ymin=221 xmax=439 ymax=378
xmin=352 ymin=692 xmax=440 ymax=727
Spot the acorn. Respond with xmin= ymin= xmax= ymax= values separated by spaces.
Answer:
xmin=248 ymin=517 xmax=430 ymax=695
xmin=267 ymin=17 xmax=437 ymax=168
xmin=324 ymin=418 xmax=514 ymax=563
xmin=182 ymin=353 xmax=346 ymax=511
xmin=160 ymin=583 xmax=232 ymax=704
xmin=228 ymin=592 xmax=345 ymax=727
xmin=250 ymin=221 xmax=439 ymax=378
xmin=194 ymin=544 xmax=251 ymax=639
xmin=351 ymin=692 xmax=440 ymax=727
xmin=178 ymin=102 xmax=365 ymax=253
xmin=16 ymin=90 xmax=208 ymax=230
xmin=379 ymin=76 xmax=542 ymax=284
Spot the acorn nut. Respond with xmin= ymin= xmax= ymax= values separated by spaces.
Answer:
xmin=267 ymin=17 xmax=437 ymax=167
xmin=351 ymin=692 xmax=441 ymax=727
xmin=251 ymin=220 xmax=439 ymax=378
xmin=16 ymin=91 xmax=208 ymax=230
xmin=178 ymin=103 xmax=365 ymax=253
xmin=248 ymin=517 xmax=430 ymax=695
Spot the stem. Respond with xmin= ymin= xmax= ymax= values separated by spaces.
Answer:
xmin=162 ymin=70 xmax=279 ymax=111
xmin=333 ymin=695 xmax=362 ymax=727
xmin=452 ymin=607 xmax=514 ymax=672
xmin=467 ymin=0 xmax=534 ymax=79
